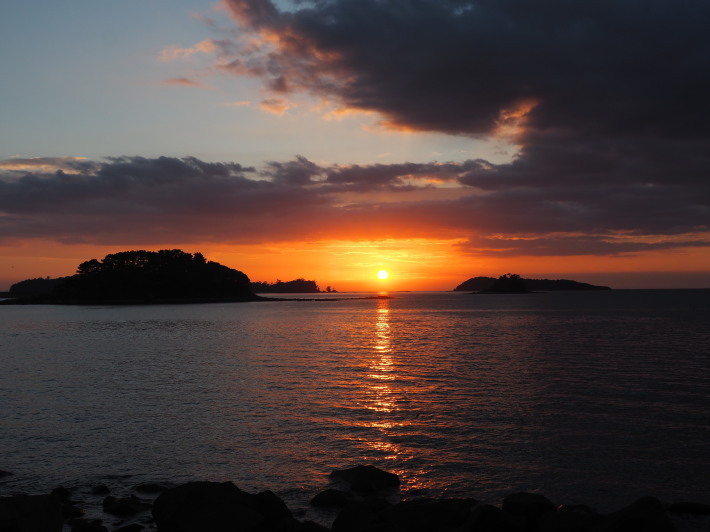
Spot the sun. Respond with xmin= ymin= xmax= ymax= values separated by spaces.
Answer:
xmin=377 ymin=269 xmax=389 ymax=280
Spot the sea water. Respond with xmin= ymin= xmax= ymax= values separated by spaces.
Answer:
xmin=1 ymin=290 xmax=709 ymax=515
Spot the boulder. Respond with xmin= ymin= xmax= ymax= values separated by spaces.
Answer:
xmin=0 ymin=494 xmax=63 ymax=532
xmin=102 ymin=495 xmax=151 ymax=517
xmin=667 ymin=501 xmax=710 ymax=515
xmin=381 ymin=498 xmax=478 ymax=532
xmin=113 ymin=524 xmax=146 ymax=532
xmin=66 ymin=518 xmax=108 ymax=532
xmin=596 ymin=497 xmax=674 ymax=532
xmin=502 ymin=492 xmax=556 ymax=529
xmin=332 ymin=498 xmax=392 ymax=532
xmin=465 ymin=504 xmax=523 ymax=532
xmin=152 ymin=481 xmax=295 ymax=532
xmin=329 ymin=466 xmax=400 ymax=494
xmin=310 ymin=489 xmax=356 ymax=508
xmin=538 ymin=505 xmax=600 ymax=532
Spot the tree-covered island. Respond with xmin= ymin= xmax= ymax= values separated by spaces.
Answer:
xmin=455 ymin=274 xmax=611 ymax=293
xmin=2 ymin=249 xmax=259 ymax=304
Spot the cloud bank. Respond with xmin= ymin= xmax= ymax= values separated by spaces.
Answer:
xmin=1 ymin=154 xmax=707 ymax=256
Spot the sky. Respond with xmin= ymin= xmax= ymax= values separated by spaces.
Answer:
xmin=1 ymin=0 xmax=709 ymax=291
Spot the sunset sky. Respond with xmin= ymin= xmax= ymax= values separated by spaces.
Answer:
xmin=1 ymin=0 xmax=709 ymax=291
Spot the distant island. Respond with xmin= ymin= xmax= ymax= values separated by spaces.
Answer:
xmin=1 ymin=249 xmax=259 ymax=304
xmin=455 ymin=274 xmax=611 ymax=293
xmin=251 ymin=279 xmax=337 ymax=294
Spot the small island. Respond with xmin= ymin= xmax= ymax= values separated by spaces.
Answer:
xmin=251 ymin=279 xmax=337 ymax=294
xmin=1 ymin=249 xmax=260 ymax=305
xmin=455 ymin=274 xmax=611 ymax=293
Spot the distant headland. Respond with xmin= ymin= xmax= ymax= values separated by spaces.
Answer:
xmin=455 ymin=273 xmax=611 ymax=293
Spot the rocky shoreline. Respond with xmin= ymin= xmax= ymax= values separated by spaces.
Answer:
xmin=1 ymin=465 xmax=709 ymax=532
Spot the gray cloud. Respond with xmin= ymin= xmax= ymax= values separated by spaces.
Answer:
xmin=209 ymin=0 xmax=710 ymax=253
xmin=1 ymin=154 xmax=707 ymax=255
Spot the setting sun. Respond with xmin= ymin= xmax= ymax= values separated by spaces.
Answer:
xmin=377 ymin=269 xmax=389 ymax=280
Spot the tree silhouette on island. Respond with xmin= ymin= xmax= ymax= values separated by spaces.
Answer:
xmin=5 ymin=249 xmax=259 ymax=304
xmin=455 ymin=274 xmax=611 ymax=293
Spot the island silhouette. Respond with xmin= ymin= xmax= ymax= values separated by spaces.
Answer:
xmin=3 ymin=249 xmax=259 ymax=304
xmin=455 ymin=274 xmax=611 ymax=293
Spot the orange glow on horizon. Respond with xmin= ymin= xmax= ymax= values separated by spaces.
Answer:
xmin=1 ymin=238 xmax=709 ymax=292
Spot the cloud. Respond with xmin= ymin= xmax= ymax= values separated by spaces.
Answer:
xmin=219 ymin=0 xmax=710 ymax=138
xmin=1 ymin=155 xmax=708 ymax=256
xmin=260 ymin=97 xmax=291 ymax=115
xmin=159 ymin=39 xmax=217 ymax=62
xmin=202 ymin=0 xmax=710 ymax=255
xmin=162 ymin=77 xmax=212 ymax=88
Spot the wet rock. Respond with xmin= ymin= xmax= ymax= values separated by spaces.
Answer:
xmin=329 ymin=465 xmax=400 ymax=493
xmin=332 ymin=498 xmax=393 ymax=532
xmin=62 ymin=502 xmax=86 ymax=519
xmin=667 ymin=501 xmax=710 ymax=515
xmin=310 ymin=488 xmax=356 ymax=508
xmin=381 ymin=498 xmax=478 ymax=532
xmin=538 ymin=505 xmax=600 ymax=532
xmin=465 ymin=504 xmax=522 ymax=532
xmin=66 ymin=518 xmax=109 ymax=532
xmin=153 ymin=481 xmax=296 ymax=532
xmin=0 ymin=470 xmax=12 ymax=479
xmin=113 ymin=524 xmax=145 ymax=532
xmin=295 ymin=520 xmax=332 ymax=532
xmin=0 ymin=493 xmax=63 ymax=532
xmin=51 ymin=485 xmax=74 ymax=501
xmin=254 ymin=489 xmax=295 ymax=529
xmin=502 ymin=492 xmax=556 ymax=530
xmin=596 ymin=497 xmax=674 ymax=532
xmin=102 ymin=495 xmax=151 ymax=517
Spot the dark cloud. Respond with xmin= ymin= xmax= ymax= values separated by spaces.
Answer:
xmin=222 ymin=0 xmax=710 ymax=137
xmin=1 ymin=154 xmax=707 ymax=255
xmin=208 ymin=0 xmax=710 ymax=255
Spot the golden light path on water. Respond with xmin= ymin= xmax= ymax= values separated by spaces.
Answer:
xmin=353 ymin=297 xmax=429 ymax=491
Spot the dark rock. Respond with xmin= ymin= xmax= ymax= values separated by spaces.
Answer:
xmin=254 ymin=489 xmax=294 ymax=529
xmin=466 ymin=504 xmax=522 ymax=532
xmin=62 ymin=503 xmax=86 ymax=518
xmin=332 ymin=499 xmax=393 ymax=532
xmin=51 ymin=485 xmax=74 ymax=501
xmin=152 ymin=481 xmax=290 ymax=532
xmin=0 ymin=470 xmax=12 ymax=479
xmin=311 ymin=489 xmax=356 ymax=508
xmin=538 ymin=506 xmax=600 ymax=532
xmin=381 ymin=498 xmax=478 ymax=532
xmin=91 ymin=485 xmax=111 ymax=495
xmin=667 ymin=501 xmax=710 ymax=515
xmin=502 ymin=492 xmax=557 ymax=529
xmin=102 ymin=495 xmax=151 ymax=517
xmin=66 ymin=518 xmax=109 ymax=532
xmin=134 ymin=483 xmax=169 ymax=494
xmin=295 ymin=520 xmax=332 ymax=532
xmin=329 ymin=465 xmax=400 ymax=493
xmin=0 ymin=494 xmax=63 ymax=532
xmin=596 ymin=497 xmax=674 ymax=532
xmin=112 ymin=524 xmax=145 ymax=532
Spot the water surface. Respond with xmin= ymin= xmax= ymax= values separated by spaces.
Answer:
xmin=1 ymin=290 xmax=708 ymax=513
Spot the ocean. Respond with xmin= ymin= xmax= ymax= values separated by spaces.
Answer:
xmin=1 ymin=289 xmax=709 ymax=520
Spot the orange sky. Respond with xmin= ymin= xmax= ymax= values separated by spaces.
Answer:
xmin=2 ymin=2 xmax=709 ymax=292
xmin=2 ymin=238 xmax=708 ymax=292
